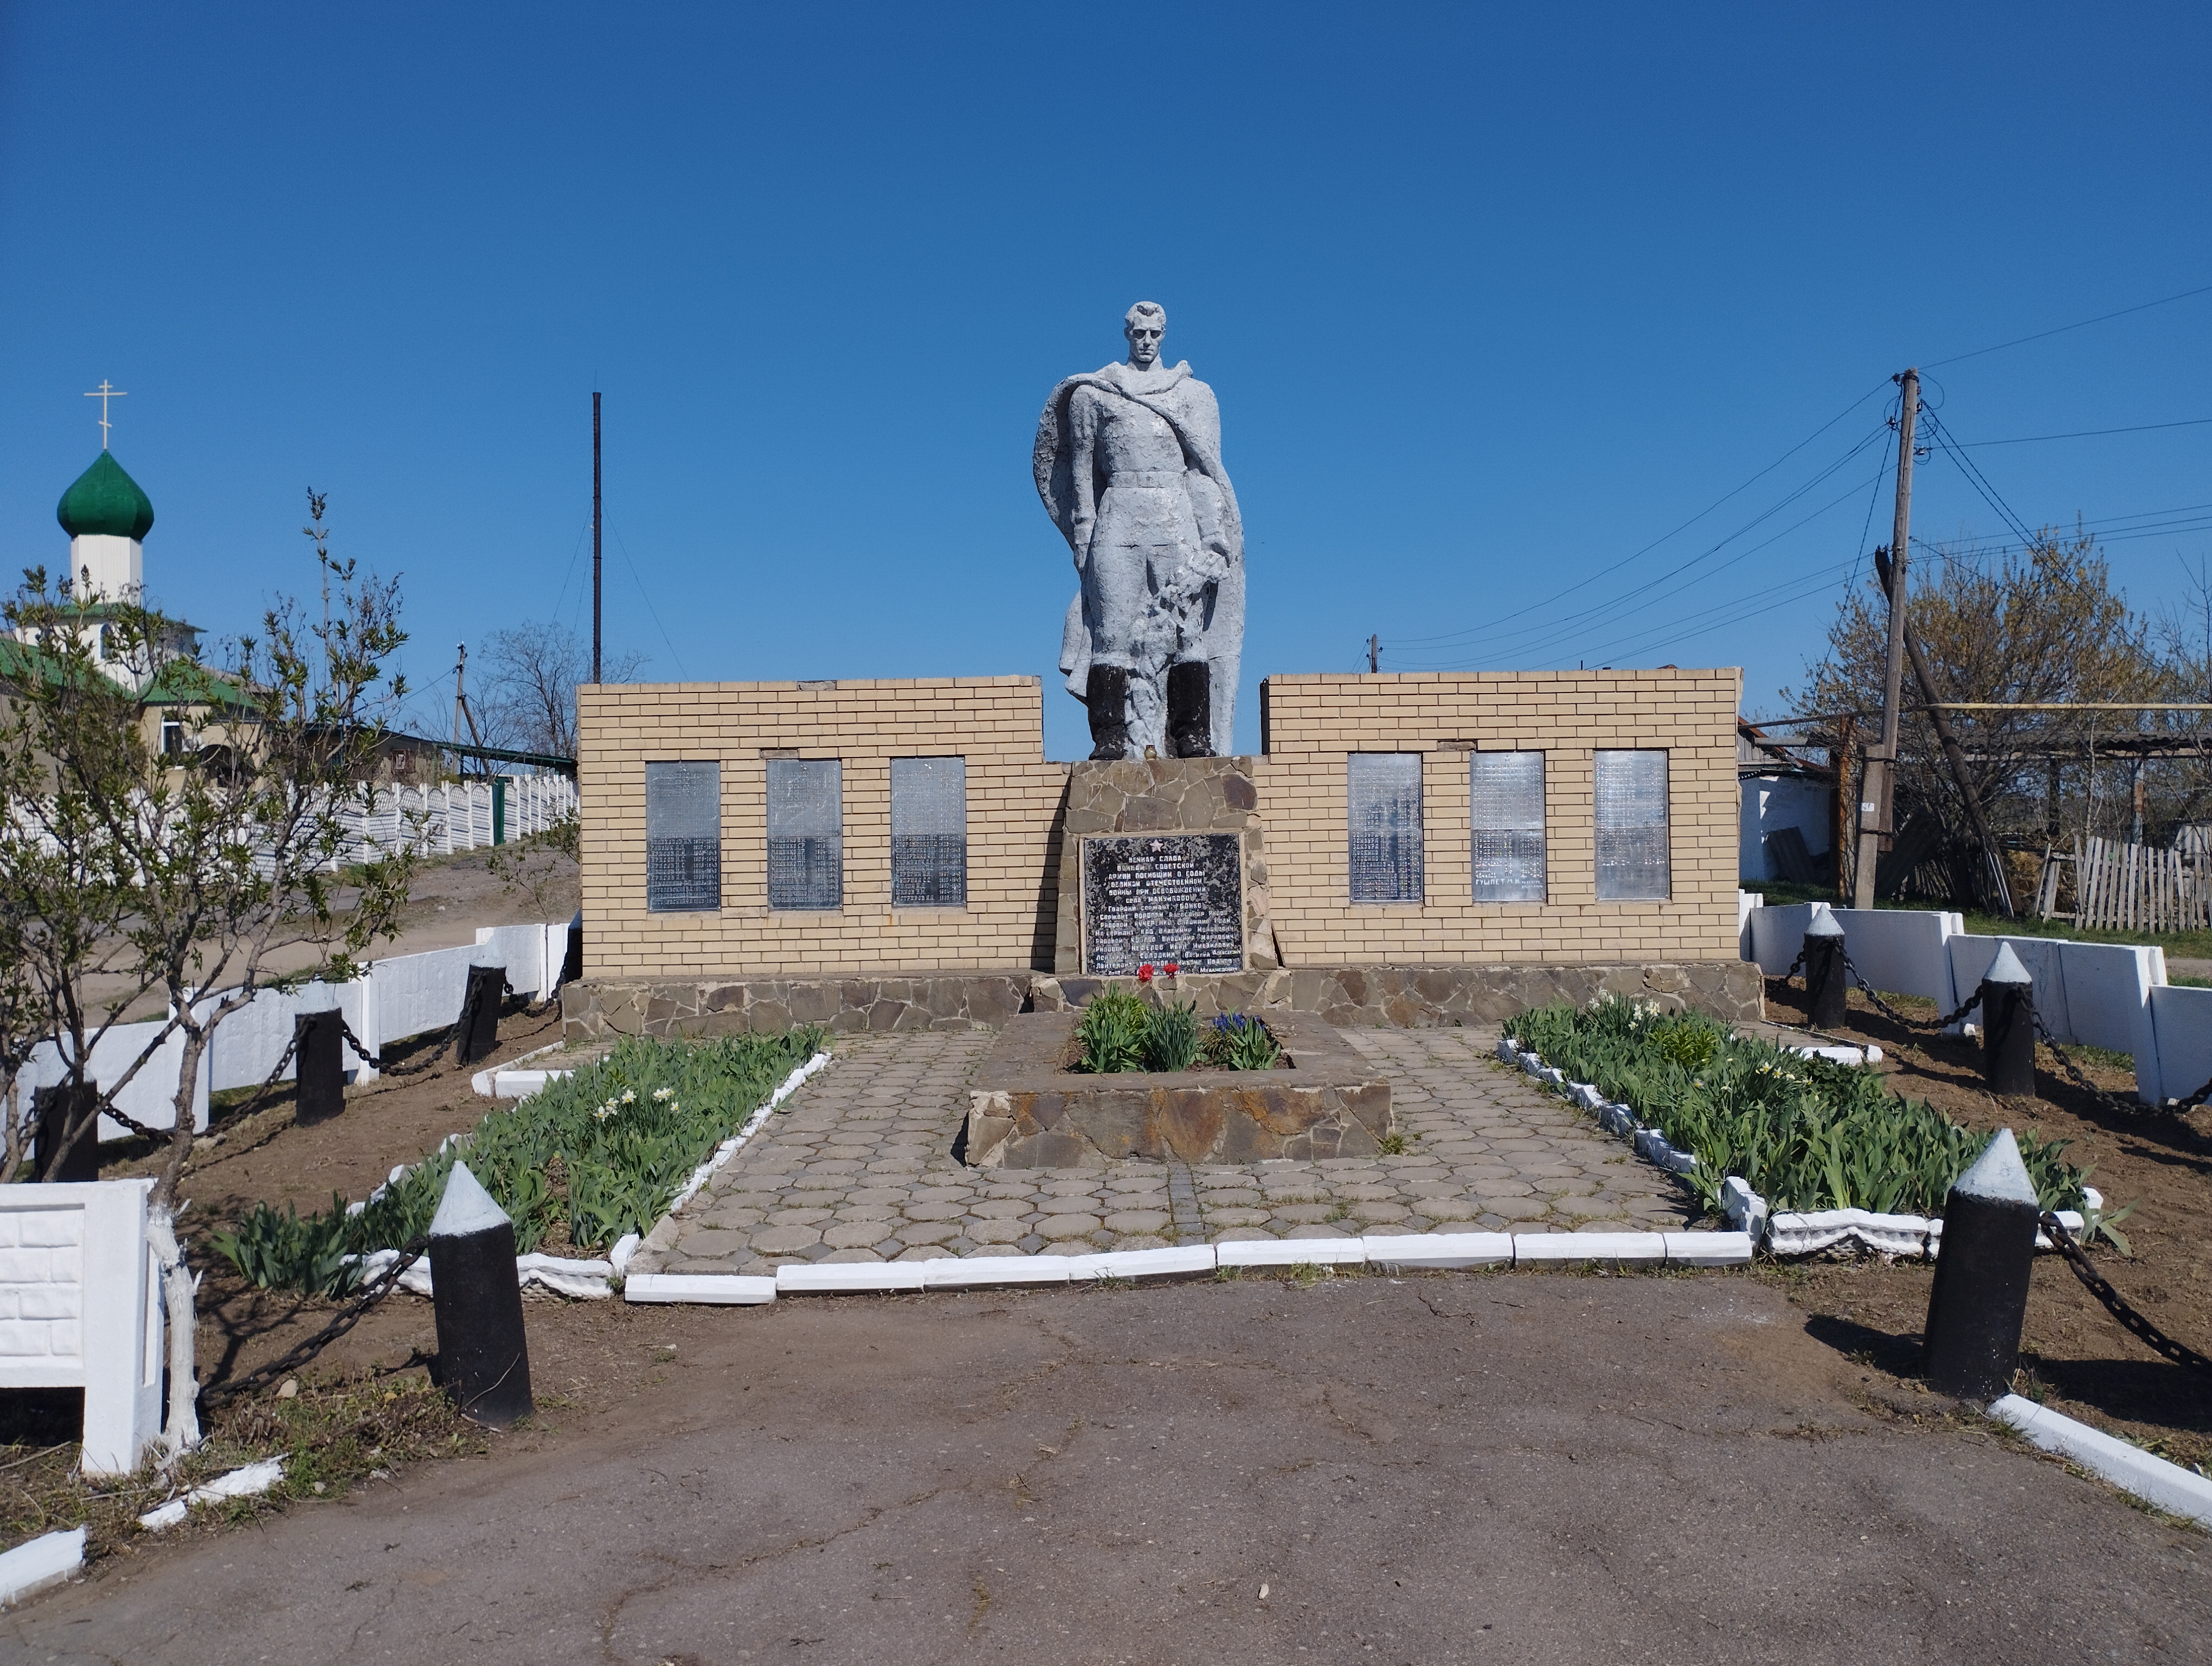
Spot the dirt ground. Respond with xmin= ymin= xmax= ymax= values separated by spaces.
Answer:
xmin=12 ymin=1274 xmax=2210 ymax=1664
xmin=1759 ymin=974 xmax=2212 ymax=1471
xmin=94 ymin=844 xmax=580 ymax=1023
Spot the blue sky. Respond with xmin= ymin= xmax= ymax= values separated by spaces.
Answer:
xmin=3 ymin=2 xmax=2207 ymax=759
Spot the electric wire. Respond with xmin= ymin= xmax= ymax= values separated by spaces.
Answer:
xmin=1925 ymin=280 xmax=2212 ymax=369
xmin=1388 ymin=379 xmax=1894 ymax=650
xmin=1952 ymin=415 xmax=2212 ymax=446
xmin=1392 ymin=440 xmax=1891 ymax=669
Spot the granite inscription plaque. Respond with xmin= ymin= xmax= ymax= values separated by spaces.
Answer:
xmin=1081 ymin=832 xmax=1244 ymax=976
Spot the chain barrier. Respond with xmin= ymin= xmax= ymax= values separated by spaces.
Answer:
xmin=337 ymin=1016 xmax=457 ymax=1077
xmin=1793 ymin=948 xmax=2204 ymax=1118
xmin=2038 ymin=1213 xmax=2212 ymax=1378
xmin=199 ymin=1236 xmax=431 ymax=1410
xmin=1833 ymin=950 xmax=1985 ymax=1033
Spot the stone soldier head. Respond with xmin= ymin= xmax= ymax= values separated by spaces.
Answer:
xmin=1124 ymin=301 xmax=1166 ymax=369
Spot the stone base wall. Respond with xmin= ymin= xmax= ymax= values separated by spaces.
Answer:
xmin=562 ymin=959 xmax=1763 ymax=1039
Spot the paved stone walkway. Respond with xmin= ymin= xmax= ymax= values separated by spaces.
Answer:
xmin=638 ymin=1027 xmax=1693 ymax=1276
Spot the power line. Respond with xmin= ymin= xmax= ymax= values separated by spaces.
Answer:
xmin=1394 ymin=448 xmax=1889 ymax=669
xmin=1925 ymin=279 xmax=2212 ymax=369
xmin=1392 ymin=420 xmax=1892 ymax=664
xmin=1951 ymin=415 xmax=2212 ymax=447
xmin=1388 ymin=380 xmax=1894 ymax=649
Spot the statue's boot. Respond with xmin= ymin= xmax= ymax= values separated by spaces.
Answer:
xmin=1168 ymin=662 xmax=1212 ymax=757
xmin=1086 ymin=665 xmax=1133 ymax=760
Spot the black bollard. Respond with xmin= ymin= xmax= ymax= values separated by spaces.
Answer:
xmin=560 ymin=908 xmax=583 ymax=987
xmin=455 ymin=964 xmax=506 ymax=1065
xmin=293 ymin=1010 xmax=348 ymax=1126
xmin=1922 ymin=1129 xmax=2040 ymax=1401
xmin=32 ymin=1083 xmax=101 ymax=1182
xmin=1978 ymin=943 xmax=2036 ymax=1097
xmin=1802 ymin=907 xmax=1848 ymax=1029
xmin=427 ymin=1159 xmax=534 ymax=1427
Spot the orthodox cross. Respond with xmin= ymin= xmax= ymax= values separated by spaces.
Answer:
xmin=83 ymin=380 xmax=127 ymax=450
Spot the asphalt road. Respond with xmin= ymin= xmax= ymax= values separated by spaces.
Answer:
xmin=10 ymin=1272 xmax=2207 ymax=1664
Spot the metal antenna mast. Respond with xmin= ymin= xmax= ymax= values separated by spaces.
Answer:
xmin=592 ymin=391 xmax=603 ymax=685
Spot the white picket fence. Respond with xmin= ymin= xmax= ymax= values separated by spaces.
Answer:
xmin=331 ymin=774 xmax=577 ymax=867
xmin=17 ymin=918 xmax=576 ymax=1143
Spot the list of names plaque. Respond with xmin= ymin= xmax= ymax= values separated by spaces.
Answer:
xmin=1081 ymin=834 xmax=1244 ymax=976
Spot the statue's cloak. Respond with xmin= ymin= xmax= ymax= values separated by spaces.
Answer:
xmin=1034 ymin=361 xmax=1244 ymax=704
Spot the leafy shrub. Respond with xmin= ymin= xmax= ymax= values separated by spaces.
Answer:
xmin=1143 ymin=1000 xmax=1203 ymax=1072
xmin=211 ymin=1028 xmax=827 ymax=1293
xmin=1504 ymin=997 xmax=2090 ymax=1220
xmin=1205 ymin=1013 xmax=1283 ymax=1071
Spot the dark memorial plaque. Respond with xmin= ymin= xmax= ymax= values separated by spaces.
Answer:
xmin=1082 ymin=834 xmax=1244 ymax=976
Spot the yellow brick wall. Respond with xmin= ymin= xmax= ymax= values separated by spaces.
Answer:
xmin=578 ymin=668 xmax=1742 ymax=978
xmin=1253 ymin=670 xmax=1741 ymax=965
xmin=578 ymin=677 xmax=1069 ymax=977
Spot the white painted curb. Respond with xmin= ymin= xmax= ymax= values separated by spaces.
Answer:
xmin=624 ymin=1272 xmax=776 ymax=1305
xmin=0 ymin=1527 xmax=83 ymax=1608
xmin=470 ymin=1040 xmax=567 ymax=1098
xmin=1988 ymin=1394 xmax=2212 ymax=1528
xmin=1514 ymin=1232 xmax=1669 ymax=1265
xmin=778 ymin=1262 xmax=928 ymax=1294
xmin=137 ymin=1456 xmax=288 ymax=1530
xmin=1217 ymin=1237 xmax=1366 ymax=1269
xmin=922 ymin=1255 xmax=1073 ymax=1290
xmin=1365 ymin=1232 xmax=1514 ymax=1269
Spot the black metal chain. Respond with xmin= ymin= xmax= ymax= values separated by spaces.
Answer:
xmin=1832 ymin=950 xmax=1985 ymax=1033
xmin=337 ymin=1016 xmax=456 ymax=1077
xmin=199 ymin=1236 xmax=431 ymax=1409
xmin=2039 ymin=1213 xmax=2212 ymax=1377
xmin=1799 ymin=950 xmax=2202 ymax=1118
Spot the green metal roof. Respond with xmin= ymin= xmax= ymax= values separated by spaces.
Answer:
xmin=56 ymin=452 xmax=155 ymax=541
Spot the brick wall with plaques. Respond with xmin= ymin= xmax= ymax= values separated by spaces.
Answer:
xmin=576 ymin=667 xmax=1739 ymax=982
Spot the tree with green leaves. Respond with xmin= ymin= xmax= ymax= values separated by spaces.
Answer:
xmin=0 ymin=491 xmax=420 ymax=1458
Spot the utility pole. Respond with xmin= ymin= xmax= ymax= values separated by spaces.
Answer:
xmin=1874 ymin=546 xmax=2013 ymax=915
xmin=1854 ymin=367 xmax=1919 ymax=911
xmin=591 ymin=391 xmax=603 ymax=686
xmin=453 ymin=643 xmax=468 ymax=782
xmin=1368 ymin=635 xmax=1380 ymax=674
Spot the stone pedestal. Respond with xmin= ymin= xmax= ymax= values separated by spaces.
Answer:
xmin=1054 ymin=758 xmax=1278 ymax=976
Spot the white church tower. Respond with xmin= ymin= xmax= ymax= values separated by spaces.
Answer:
xmin=56 ymin=447 xmax=156 ymax=603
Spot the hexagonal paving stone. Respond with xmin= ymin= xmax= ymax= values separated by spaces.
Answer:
xmin=748 ymin=1224 xmax=826 ymax=1254
xmin=1101 ymin=1209 xmax=1172 ymax=1235
xmin=1034 ymin=1213 xmax=1104 ymax=1240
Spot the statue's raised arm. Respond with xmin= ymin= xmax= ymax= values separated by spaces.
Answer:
xmin=1033 ymin=302 xmax=1244 ymax=760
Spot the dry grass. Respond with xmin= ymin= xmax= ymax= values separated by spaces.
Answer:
xmin=2 ymin=1369 xmax=486 ymax=1564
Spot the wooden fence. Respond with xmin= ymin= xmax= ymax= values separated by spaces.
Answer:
xmin=2043 ymin=835 xmax=2212 ymax=931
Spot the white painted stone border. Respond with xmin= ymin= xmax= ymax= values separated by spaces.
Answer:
xmin=618 ymin=1229 xmax=1752 ymax=1305
xmin=470 ymin=1039 xmax=567 ymax=1098
xmin=344 ymin=1050 xmax=834 ymax=1302
xmin=0 ymin=1527 xmax=84 ymax=1609
xmin=136 ymin=1455 xmax=288 ymax=1530
xmin=1989 ymin=1394 xmax=2212 ymax=1528
xmin=1501 ymin=1035 xmax=2098 ymax=1260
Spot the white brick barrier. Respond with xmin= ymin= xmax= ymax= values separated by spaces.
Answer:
xmin=1747 ymin=902 xmax=2204 ymax=1105
xmin=0 ymin=1179 xmax=163 ymax=1475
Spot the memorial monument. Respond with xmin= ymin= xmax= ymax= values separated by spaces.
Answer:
xmin=1034 ymin=302 xmax=1244 ymax=761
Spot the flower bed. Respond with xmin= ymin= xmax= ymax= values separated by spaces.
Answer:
xmin=214 ymin=1028 xmax=827 ymax=1293
xmin=1069 ymin=990 xmax=1284 ymax=1074
xmin=1502 ymin=997 xmax=2091 ymax=1220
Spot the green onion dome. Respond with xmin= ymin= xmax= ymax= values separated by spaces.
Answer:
xmin=56 ymin=452 xmax=155 ymax=541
